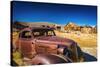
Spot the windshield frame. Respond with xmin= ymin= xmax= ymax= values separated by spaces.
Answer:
xmin=32 ymin=28 xmax=56 ymax=37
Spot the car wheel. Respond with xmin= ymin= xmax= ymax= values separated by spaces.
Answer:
xmin=63 ymin=48 xmax=73 ymax=59
xmin=76 ymin=45 xmax=84 ymax=62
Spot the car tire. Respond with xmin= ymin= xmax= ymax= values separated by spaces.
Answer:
xmin=76 ymin=45 xmax=84 ymax=62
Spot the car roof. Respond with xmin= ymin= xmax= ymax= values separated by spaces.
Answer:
xmin=22 ymin=27 xmax=55 ymax=31
xmin=32 ymin=27 xmax=54 ymax=30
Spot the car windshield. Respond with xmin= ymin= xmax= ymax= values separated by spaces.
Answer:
xmin=32 ymin=29 xmax=55 ymax=37
xmin=21 ymin=31 xmax=32 ymax=38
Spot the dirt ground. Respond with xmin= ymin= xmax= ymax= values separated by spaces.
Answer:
xmin=55 ymin=30 xmax=97 ymax=58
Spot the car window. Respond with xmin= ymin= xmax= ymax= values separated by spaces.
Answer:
xmin=21 ymin=31 xmax=32 ymax=38
xmin=33 ymin=32 xmax=41 ymax=37
xmin=33 ymin=31 xmax=45 ymax=37
xmin=32 ymin=29 xmax=55 ymax=37
xmin=47 ymin=31 xmax=54 ymax=36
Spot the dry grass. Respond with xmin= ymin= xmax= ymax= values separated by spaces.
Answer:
xmin=12 ymin=32 xmax=19 ymax=45
xmin=55 ymin=30 xmax=97 ymax=47
xmin=12 ymin=32 xmax=24 ymax=65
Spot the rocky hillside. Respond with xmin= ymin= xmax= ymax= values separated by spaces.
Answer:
xmin=64 ymin=22 xmax=97 ymax=34
xmin=64 ymin=22 xmax=80 ymax=31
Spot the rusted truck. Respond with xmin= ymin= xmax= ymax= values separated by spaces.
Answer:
xmin=14 ymin=27 xmax=84 ymax=65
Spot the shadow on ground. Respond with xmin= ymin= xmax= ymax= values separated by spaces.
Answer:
xmin=83 ymin=52 xmax=97 ymax=62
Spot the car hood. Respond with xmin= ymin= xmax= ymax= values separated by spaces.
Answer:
xmin=35 ymin=36 xmax=76 ymax=46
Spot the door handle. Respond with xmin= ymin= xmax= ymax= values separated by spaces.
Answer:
xmin=32 ymin=42 xmax=34 ymax=44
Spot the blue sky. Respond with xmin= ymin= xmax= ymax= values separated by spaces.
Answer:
xmin=12 ymin=1 xmax=97 ymax=26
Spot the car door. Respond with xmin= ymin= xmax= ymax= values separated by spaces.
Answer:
xmin=33 ymin=30 xmax=57 ymax=54
xmin=32 ymin=30 xmax=47 ymax=54
xmin=19 ymin=30 xmax=36 ymax=58
xmin=35 ymin=40 xmax=57 ymax=54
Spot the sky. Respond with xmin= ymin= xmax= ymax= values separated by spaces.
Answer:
xmin=12 ymin=1 xmax=97 ymax=26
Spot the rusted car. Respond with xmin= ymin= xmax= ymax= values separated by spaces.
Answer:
xmin=15 ymin=27 xmax=84 ymax=65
